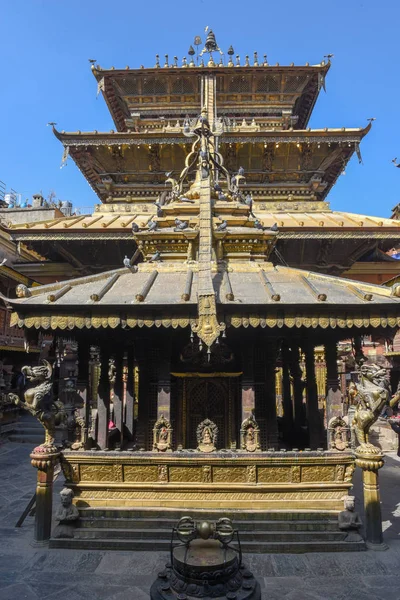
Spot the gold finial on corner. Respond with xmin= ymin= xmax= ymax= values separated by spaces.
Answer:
xmin=254 ymin=52 xmax=259 ymax=66
xmin=200 ymin=58 xmax=205 ymax=67
xmin=155 ymin=54 xmax=160 ymax=68
xmin=164 ymin=54 xmax=169 ymax=68
xmin=236 ymin=55 xmax=240 ymax=66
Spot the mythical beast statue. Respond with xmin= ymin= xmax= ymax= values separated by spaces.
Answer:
xmin=8 ymin=360 xmax=65 ymax=449
xmin=352 ymin=363 xmax=399 ymax=454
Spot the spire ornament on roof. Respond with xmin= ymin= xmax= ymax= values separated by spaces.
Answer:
xmin=199 ymin=29 xmax=224 ymax=66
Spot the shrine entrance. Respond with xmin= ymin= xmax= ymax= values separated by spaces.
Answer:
xmin=176 ymin=376 xmax=240 ymax=449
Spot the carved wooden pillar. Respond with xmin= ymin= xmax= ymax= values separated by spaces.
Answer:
xmin=281 ymin=341 xmax=293 ymax=439
xmin=112 ymin=352 xmax=124 ymax=448
xmin=304 ymin=341 xmax=321 ymax=449
xmin=241 ymin=347 xmax=255 ymax=423
xmin=123 ymin=347 xmax=135 ymax=441
xmin=77 ymin=340 xmax=90 ymax=448
xmin=264 ymin=341 xmax=279 ymax=448
xmin=58 ymin=339 xmax=79 ymax=444
xmin=325 ymin=339 xmax=342 ymax=437
xmin=157 ymin=354 xmax=171 ymax=423
xmin=289 ymin=344 xmax=305 ymax=434
xmin=97 ymin=347 xmax=110 ymax=450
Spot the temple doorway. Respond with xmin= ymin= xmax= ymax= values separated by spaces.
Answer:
xmin=174 ymin=377 xmax=239 ymax=449
xmin=187 ymin=379 xmax=227 ymax=449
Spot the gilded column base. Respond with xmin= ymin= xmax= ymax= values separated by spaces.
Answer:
xmin=30 ymin=446 xmax=60 ymax=544
xmin=355 ymin=447 xmax=386 ymax=550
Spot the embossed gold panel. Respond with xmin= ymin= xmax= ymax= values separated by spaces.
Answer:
xmin=124 ymin=465 xmax=158 ymax=482
xmin=257 ymin=467 xmax=291 ymax=483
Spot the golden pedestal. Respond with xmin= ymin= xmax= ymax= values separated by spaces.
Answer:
xmin=61 ymin=451 xmax=355 ymax=512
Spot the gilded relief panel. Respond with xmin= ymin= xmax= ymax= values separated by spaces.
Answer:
xmin=169 ymin=467 xmax=203 ymax=483
xmin=301 ymin=466 xmax=335 ymax=482
xmin=212 ymin=467 xmax=246 ymax=483
xmin=257 ymin=467 xmax=291 ymax=483
xmin=123 ymin=465 xmax=159 ymax=482
xmin=80 ymin=465 xmax=115 ymax=482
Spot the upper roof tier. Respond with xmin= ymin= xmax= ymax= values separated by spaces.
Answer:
xmin=92 ymin=32 xmax=330 ymax=132
xmin=54 ymin=125 xmax=370 ymax=204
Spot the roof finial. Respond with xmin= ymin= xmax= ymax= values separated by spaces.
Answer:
xmin=199 ymin=29 xmax=223 ymax=64
xmin=182 ymin=56 xmax=187 ymax=68
xmin=254 ymin=52 xmax=259 ymax=66
xmin=227 ymin=45 xmax=234 ymax=67
xmin=263 ymin=54 xmax=268 ymax=66
xmin=236 ymin=55 xmax=241 ymax=67
xmin=245 ymin=55 xmax=250 ymax=67
xmin=155 ymin=54 xmax=160 ymax=68
xmin=173 ymin=56 xmax=178 ymax=68
xmin=164 ymin=54 xmax=169 ymax=68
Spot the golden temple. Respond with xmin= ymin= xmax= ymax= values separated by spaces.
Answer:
xmin=3 ymin=30 xmax=400 ymax=552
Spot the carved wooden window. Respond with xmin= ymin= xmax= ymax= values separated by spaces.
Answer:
xmin=142 ymin=77 xmax=167 ymax=95
xmin=255 ymin=75 xmax=280 ymax=93
xmin=229 ymin=75 xmax=251 ymax=93
xmin=284 ymin=75 xmax=308 ymax=93
xmin=114 ymin=77 xmax=139 ymax=96
xmin=171 ymin=77 xmax=195 ymax=94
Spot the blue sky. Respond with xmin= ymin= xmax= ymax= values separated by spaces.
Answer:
xmin=1 ymin=0 xmax=399 ymax=216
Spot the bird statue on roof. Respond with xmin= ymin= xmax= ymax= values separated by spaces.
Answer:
xmin=123 ymin=256 xmax=131 ymax=268
xmin=148 ymin=250 xmax=161 ymax=263
xmin=266 ymin=222 xmax=279 ymax=232
xmin=174 ymin=218 xmax=189 ymax=231
xmin=179 ymin=196 xmax=195 ymax=203
xmin=132 ymin=222 xmax=139 ymax=233
xmin=245 ymin=193 xmax=253 ymax=212
xmin=218 ymin=190 xmax=227 ymax=201
xmin=392 ymin=158 xmax=400 ymax=168
xmin=254 ymin=219 xmax=265 ymax=230
xmin=148 ymin=219 xmax=158 ymax=232
xmin=216 ymin=220 xmax=228 ymax=231
xmin=214 ymin=182 xmax=222 ymax=193
xmin=153 ymin=202 xmax=164 ymax=217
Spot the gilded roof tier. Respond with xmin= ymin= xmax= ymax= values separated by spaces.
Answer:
xmin=91 ymin=57 xmax=330 ymax=132
xmin=7 ymin=210 xmax=400 ymax=237
xmin=6 ymin=262 xmax=400 ymax=308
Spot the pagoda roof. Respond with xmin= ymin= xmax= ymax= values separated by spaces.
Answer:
xmin=54 ymin=126 xmax=369 ymax=203
xmin=7 ymin=209 xmax=400 ymax=241
xmin=4 ymin=262 xmax=400 ymax=332
xmin=91 ymin=62 xmax=330 ymax=132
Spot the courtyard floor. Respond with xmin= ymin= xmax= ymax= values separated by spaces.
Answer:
xmin=0 ymin=440 xmax=399 ymax=600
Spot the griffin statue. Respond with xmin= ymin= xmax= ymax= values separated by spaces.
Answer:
xmin=8 ymin=360 xmax=65 ymax=449
xmin=352 ymin=363 xmax=400 ymax=454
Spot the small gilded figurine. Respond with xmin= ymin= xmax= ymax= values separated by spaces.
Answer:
xmin=53 ymin=488 xmax=80 ymax=539
xmin=338 ymin=496 xmax=363 ymax=542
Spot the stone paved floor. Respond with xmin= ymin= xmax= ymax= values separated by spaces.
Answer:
xmin=0 ymin=440 xmax=400 ymax=600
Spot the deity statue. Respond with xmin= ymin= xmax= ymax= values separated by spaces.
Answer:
xmin=240 ymin=411 xmax=261 ymax=452
xmin=328 ymin=416 xmax=349 ymax=451
xmin=8 ymin=360 xmax=65 ymax=449
xmin=152 ymin=414 xmax=173 ymax=452
xmin=52 ymin=488 xmax=80 ymax=538
xmin=338 ymin=496 xmax=363 ymax=542
xmin=197 ymin=418 xmax=218 ymax=452
xmin=352 ymin=363 xmax=400 ymax=454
